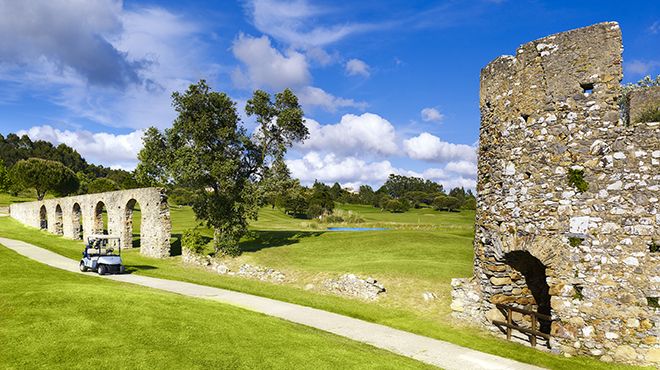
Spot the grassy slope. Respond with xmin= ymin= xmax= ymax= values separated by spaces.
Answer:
xmin=0 ymin=244 xmax=432 ymax=369
xmin=0 ymin=210 xmax=645 ymax=369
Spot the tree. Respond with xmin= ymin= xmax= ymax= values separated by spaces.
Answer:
xmin=260 ymin=157 xmax=296 ymax=208
xmin=282 ymin=182 xmax=309 ymax=217
xmin=245 ymin=88 xmax=307 ymax=172
xmin=135 ymin=127 xmax=170 ymax=186
xmin=307 ymin=185 xmax=334 ymax=218
xmin=448 ymin=187 xmax=467 ymax=208
xmin=10 ymin=158 xmax=79 ymax=200
xmin=432 ymin=195 xmax=462 ymax=212
xmin=88 ymin=178 xmax=120 ymax=194
xmin=384 ymin=199 xmax=410 ymax=213
xmin=136 ymin=81 xmax=307 ymax=256
xmin=0 ymin=159 xmax=9 ymax=192
xmin=380 ymin=174 xmax=443 ymax=198
xmin=358 ymin=185 xmax=376 ymax=205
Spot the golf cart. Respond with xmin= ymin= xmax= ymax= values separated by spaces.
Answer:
xmin=79 ymin=235 xmax=125 ymax=275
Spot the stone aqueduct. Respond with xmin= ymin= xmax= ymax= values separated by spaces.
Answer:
xmin=9 ymin=188 xmax=171 ymax=258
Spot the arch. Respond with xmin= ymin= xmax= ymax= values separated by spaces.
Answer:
xmin=504 ymin=251 xmax=552 ymax=334
xmin=72 ymin=203 xmax=83 ymax=240
xmin=124 ymin=198 xmax=142 ymax=249
xmin=54 ymin=204 xmax=63 ymax=235
xmin=39 ymin=205 xmax=47 ymax=230
xmin=94 ymin=201 xmax=108 ymax=235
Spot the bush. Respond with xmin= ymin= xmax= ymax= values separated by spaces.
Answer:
xmin=432 ymin=195 xmax=461 ymax=212
xmin=181 ymin=229 xmax=207 ymax=254
xmin=384 ymin=199 xmax=409 ymax=213
xmin=635 ymin=107 xmax=660 ymax=123
xmin=88 ymin=178 xmax=120 ymax=194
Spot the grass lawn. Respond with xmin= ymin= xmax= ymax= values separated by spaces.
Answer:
xmin=0 ymin=198 xmax=646 ymax=370
xmin=0 ymin=244 xmax=432 ymax=369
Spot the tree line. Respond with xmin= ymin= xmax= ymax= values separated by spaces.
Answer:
xmin=0 ymin=133 xmax=139 ymax=199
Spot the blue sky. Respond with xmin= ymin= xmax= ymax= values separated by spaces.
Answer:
xmin=0 ymin=0 xmax=658 ymax=190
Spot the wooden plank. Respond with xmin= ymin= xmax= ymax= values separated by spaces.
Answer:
xmin=492 ymin=320 xmax=551 ymax=340
xmin=495 ymin=303 xmax=552 ymax=321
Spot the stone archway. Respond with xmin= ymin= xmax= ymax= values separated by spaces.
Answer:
xmin=72 ymin=203 xmax=83 ymax=240
xmin=124 ymin=198 xmax=142 ymax=249
xmin=39 ymin=205 xmax=47 ymax=230
xmin=504 ymin=251 xmax=552 ymax=333
xmin=94 ymin=201 xmax=108 ymax=235
xmin=54 ymin=204 xmax=63 ymax=235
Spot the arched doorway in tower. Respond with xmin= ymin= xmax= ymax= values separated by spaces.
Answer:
xmin=54 ymin=204 xmax=63 ymax=235
xmin=504 ymin=250 xmax=552 ymax=334
xmin=93 ymin=201 xmax=108 ymax=235
xmin=39 ymin=205 xmax=47 ymax=230
xmin=72 ymin=203 xmax=83 ymax=239
xmin=125 ymin=199 xmax=142 ymax=249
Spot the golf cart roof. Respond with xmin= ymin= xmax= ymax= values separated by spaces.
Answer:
xmin=87 ymin=234 xmax=121 ymax=240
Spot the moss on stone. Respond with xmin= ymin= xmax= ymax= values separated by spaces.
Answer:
xmin=567 ymin=169 xmax=589 ymax=192
xmin=569 ymin=237 xmax=583 ymax=247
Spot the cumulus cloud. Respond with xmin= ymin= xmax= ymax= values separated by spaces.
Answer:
xmin=403 ymin=132 xmax=476 ymax=163
xmin=345 ymin=59 xmax=370 ymax=77
xmin=444 ymin=160 xmax=477 ymax=176
xmin=17 ymin=125 xmax=144 ymax=169
xmin=624 ymin=60 xmax=660 ymax=76
xmin=0 ymin=0 xmax=142 ymax=87
xmin=232 ymin=34 xmax=310 ymax=90
xmin=287 ymin=152 xmax=404 ymax=187
xmin=0 ymin=3 xmax=209 ymax=130
xmin=246 ymin=0 xmax=369 ymax=47
xmin=421 ymin=107 xmax=444 ymax=122
xmin=297 ymin=86 xmax=367 ymax=112
xmin=299 ymin=113 xmax=397 ymax=157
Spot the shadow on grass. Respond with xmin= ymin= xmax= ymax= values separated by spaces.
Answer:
xmin=125 ymin=265 xmax=158 ymax=274
xmin=240 ymin=230 xmax=325 ymax=253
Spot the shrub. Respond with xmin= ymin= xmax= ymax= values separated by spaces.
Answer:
xmin=567 ymin=169 xmax=588 ymax=192
xmin=181 ymin=229 xmax=207 ymax=254
xmin=634 ymin=107 xmax=660 ymax=123
xmin=384 ymin=199 xmax=409 ymax=213
xmin=432 ymin=195 xmax=461 ymax=212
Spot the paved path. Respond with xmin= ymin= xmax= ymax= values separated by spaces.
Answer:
xmin=0 ymin=237 xmax=544 ymax=370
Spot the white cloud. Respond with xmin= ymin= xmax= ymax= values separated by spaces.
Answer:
xmin=246 ymin=0 xmax=369 ymax=47
xmin=232 ymin=34 xmax=310 ymax=90
xmin=421 ymin=107 xmax=444 ymax=122
xmin=0 ymin=3 xmax=210 ymax=130
xmin=17 ymin=125 xmax=144 ymax=169
xmin=0 ymin=0 xmax=140 ymax=87
xmin=345 ymin=59 xmax=370 ymax=77
xmin=297 ymin=86 xmax=367 ymax=112
xmin=287 ymin=152 xmax=405 ymax=187
xmin=403 ymin=132 xmax=476 ymax=163
xmin=624 ymin=60 xmax=660 ymax=76
xmin=444 ymin=160 xmax=477 ymax=176
xmin=299 ymin=113 xmax=397 ymax=157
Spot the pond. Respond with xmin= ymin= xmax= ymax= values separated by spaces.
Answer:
xmin=327 ymin=227 xmax=389 ymax=231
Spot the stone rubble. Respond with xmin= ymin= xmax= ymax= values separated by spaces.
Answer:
xmin=323 ymin=274 xmax=386 ymax=300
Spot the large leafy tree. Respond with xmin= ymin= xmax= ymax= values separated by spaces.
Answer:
xmin=245 ymin=89 xmax=307 ymax=169
xmin=380 ymin=174 xmax=444 ymax=199
xmin=10 ymin=158 xmax=79 ymax=200
xmin=136 ymin=81 xmax=307 ymax=256
xmin=88 ymin=178 xmax=120 ymax=194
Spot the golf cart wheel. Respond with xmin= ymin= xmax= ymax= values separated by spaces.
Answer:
xmin=79 ymin=261 xmax=88 ymax=272
xmin=119 ymin=265 xmax=126 ymax=274
xmin=98 ymin=264 xmax=107 ymax=276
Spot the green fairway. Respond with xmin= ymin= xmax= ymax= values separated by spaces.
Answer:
xmin=0 ymin=204 xmax=645 ymax=370
xmin=0 ymin=244 xmax=433 ymax=369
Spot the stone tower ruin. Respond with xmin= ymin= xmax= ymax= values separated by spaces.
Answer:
xmin=451 ymin=22 xmax=659 ymax=365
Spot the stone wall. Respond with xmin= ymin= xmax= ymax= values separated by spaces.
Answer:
xmin=451 ymin=22 xmax=659 ymax=365
xmin=9 ymin=187 xmax=171 ymax=258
